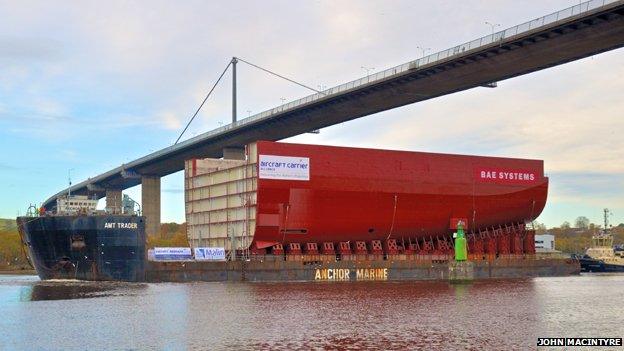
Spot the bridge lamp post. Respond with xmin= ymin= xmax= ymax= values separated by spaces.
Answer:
xmin=416 ymin=46 xmax=431 ymax=61
xmin=483 ymin=21 xmax=501 ymax=88
xmin=361 ymin=66 xmax=375 ymax=75
xmin=485 ymin=21 xmax=501 ymax=38
xmin=361 ymin=66 xmax=375 ymax=82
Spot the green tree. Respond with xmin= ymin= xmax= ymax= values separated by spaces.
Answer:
xmin=575 ymin=216 xmax=590 ymax=230
xmin=533 ymin=221 xmax=547 ymax=234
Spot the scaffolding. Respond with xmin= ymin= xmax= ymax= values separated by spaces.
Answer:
xmin=185 ymin=143 xmax=257 ymax=258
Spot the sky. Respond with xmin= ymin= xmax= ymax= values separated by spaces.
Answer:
xmin=0 ymin=0 xmax=622 ymax=227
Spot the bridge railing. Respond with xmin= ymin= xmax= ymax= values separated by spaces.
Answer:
xmin=177 ymin=0 xmax=616 ymax=147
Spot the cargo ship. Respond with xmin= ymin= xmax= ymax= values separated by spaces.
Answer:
xmin=17 ymin=195 xmax=146 ymax=281
xmin=19 ymin=141 xmax=580 ymax=282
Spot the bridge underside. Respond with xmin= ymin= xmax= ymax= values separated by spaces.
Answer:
xmin=43 ymin=2 xmax=624 ymax=217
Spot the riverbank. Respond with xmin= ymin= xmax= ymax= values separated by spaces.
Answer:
xmin=0 ymin=269 xmax=36 ymax=275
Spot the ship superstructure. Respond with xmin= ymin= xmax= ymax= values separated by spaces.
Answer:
xmin=56 ymin=195 xmax=98 ymax=214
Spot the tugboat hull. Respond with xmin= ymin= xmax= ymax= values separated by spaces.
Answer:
xmin=17 ymin=215 xmax=146 ymax=281
xmin=579 ymin=256 xmax=624 ymax=273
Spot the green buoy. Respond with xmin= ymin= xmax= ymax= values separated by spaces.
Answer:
xmin=454 ymin=222 xmax=468 ymax=261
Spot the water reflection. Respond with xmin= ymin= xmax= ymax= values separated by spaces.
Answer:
xmin=0 ymin=275 xmax=622 ymax=350
xmin=217 ymin=280 xmax=540 ymax=350
xmin=22 ymin=283 xmax=112 ymax=301
xmin=17 ymin=279 xmax=147 ymax=301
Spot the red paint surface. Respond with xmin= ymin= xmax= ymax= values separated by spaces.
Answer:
xmin=252 ymin=141 xmax=547 ymax=249
xmin=449 ymin=218 xmax=468 ymax=230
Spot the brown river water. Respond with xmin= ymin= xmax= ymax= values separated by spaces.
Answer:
xmin=0 ymin=274 xmax=622 ymax=350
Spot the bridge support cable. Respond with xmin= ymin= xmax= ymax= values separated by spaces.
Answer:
xmin=174 ymin=60 xmax=233 ymax=145
xmin=175 ymin=57 xmax=325 ymax=145
xmin=236 ymin=57 xmax=324 ymax=95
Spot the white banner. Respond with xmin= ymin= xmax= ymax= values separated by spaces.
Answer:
xmin=153 ymin=247 xmax=193 ymax=261
xmin=194 ymin=247 xmax=226 ymax=261
xmin=258 ymin=154 xmax=310 ymax=181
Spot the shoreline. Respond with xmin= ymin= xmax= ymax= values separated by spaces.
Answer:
xmin=0 ymin=269 xmax=37 ymax=275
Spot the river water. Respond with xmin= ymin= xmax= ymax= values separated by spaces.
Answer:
xmin=0 ymin=274 xmax=622 ymax=350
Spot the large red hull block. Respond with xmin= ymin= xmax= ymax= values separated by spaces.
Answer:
xmin=252 ymin=141 xmax=547 ymax=249
xmin=185 ymin=141 xmax=547 ymax=259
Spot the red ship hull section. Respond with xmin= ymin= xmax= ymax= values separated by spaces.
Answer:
xmin=252 ymin=141 xmax=547 ymax=249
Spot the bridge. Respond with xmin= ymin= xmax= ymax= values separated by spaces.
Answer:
xmin=43 ymin=0 xmax=624 ymax=236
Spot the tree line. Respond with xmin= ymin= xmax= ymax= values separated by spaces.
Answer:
xmin=534 ymin=216 xmax=624 ymax=254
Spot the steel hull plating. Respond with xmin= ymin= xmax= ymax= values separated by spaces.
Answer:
xmin=17 ymin=215 xmax=146 ymax=281
xmin=253 ymin=141 xmax=548 ymax=248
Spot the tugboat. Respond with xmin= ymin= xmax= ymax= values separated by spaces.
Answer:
xmin=17 ymin=185 xmax=146 ymax=281
xmin=579 ymin=209 xmax=624 ymax=272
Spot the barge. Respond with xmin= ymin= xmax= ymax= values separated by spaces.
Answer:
xmin=146 ymin=256 xmax=579 ymax=282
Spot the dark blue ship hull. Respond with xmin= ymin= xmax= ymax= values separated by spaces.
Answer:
xmin=17 ymin=215 xmax=146 ymax=282
xmin=578 ymin=256 xmax=624 ymax=273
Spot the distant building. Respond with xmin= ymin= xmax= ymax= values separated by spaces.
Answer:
xmin=535 ymin=233 xmax=556 ymax=253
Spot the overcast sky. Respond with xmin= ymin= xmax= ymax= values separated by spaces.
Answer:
xmin=1 ymin=0 xmax=622 ymax=227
